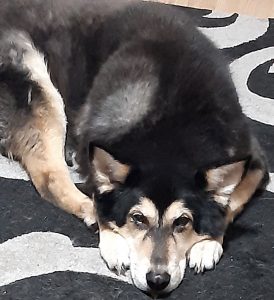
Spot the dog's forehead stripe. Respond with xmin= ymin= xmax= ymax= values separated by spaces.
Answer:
xmin=163 ymin=200 xmax=193 ymax=225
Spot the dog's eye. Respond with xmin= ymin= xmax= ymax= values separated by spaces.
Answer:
xmin=173 ymin=216 xmax=191 ymax=231
xmin=131 ymin=213 xmax=148 ymax=228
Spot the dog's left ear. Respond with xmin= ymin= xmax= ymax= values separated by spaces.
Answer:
xmin=93 ymin=147 xmax=130 ymax=194
xmin=204 ymin=160 xmax=246 ymax=206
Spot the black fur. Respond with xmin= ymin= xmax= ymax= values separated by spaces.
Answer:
xmin=78 ymin=3 xmax=251 ymax=169
xmin=96 ymin=170 xmax=227 ymax=237
xmin=0 ymin=0 xmax=268 ymax=238
xmin=75 ymin=2 xmax=255 ymax=237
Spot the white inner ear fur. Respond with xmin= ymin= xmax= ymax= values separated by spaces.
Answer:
xmin=93 ymin=147 xmax=130 ymax=193
xmin=206 ymin=161 xmax=245 ymax=206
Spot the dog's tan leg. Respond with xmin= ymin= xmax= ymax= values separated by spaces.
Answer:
xmin=7 ymin=33 xmax=95 ymax=225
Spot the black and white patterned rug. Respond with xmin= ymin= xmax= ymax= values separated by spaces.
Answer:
xmin=0 ymin=5 xmax=274 ymax=300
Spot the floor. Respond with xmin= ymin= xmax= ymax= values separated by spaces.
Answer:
xmin=149 ymin=0 xmax=274 ymax=18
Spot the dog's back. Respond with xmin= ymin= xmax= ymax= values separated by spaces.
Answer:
xmin=0 ymin=0 xmax=253 ymax=180
xmin=76 ymin=2 xmax=252 ymax=174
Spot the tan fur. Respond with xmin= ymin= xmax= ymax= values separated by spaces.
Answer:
xmin=98 ymin=160 xmax=265 ymax=292
xmin=102 ymin=197 xmax=158 ymax=259
xmin=227 ymin=168 xmax=264 ymax=222
xmin=206 ymin=161 xmax=245 ymax=191
xmin=163 ymin=202 xmax=211 ymax=267
xmin=206 ymin=161 xmax=264 ymax=225
xmin=7 ymin=41 xmax=95 ymax=225
xmin=133 ymin=230 xmax=154 ymax=260
xmin=206 ymin=161 xmax=245 ymax=207
xmin=115 ymin=198 xmax=209 ymax=271
xmin=119 ymin=224 xmax=154 ymax=262
xmin=99 ymin=198 xmax=157 ymax=271
xmin=129 ymin=197 xmax=159 ymax=225
xmin=162 ymin=200 xmax=193 ymax=226
xmin=112 ymin=198 xmax=211 ymax=262
xmin=202 ymin=162 xmax=264 ymax=250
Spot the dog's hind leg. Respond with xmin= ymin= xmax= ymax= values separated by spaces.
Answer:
xmin=3 ymin=31 xmax=95 ymax=226
xmin=227 ymin=138 xmax=269 ymax=223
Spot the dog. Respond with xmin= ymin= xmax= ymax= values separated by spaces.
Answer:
xmin=0 ymin=0 xmax=269 ymax=296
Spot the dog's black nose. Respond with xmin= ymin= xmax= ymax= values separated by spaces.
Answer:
xmin=146 ymin=271 xmax=171 ymax=291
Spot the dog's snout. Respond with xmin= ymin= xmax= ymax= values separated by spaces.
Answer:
xmin=146 ymin=271 xmax=171 ymax=291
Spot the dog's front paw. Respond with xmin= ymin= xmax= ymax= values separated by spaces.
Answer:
xmin=79 ymin=199 xmax=96 ymax=227
xmin=188 ymin=240 xmax=223 ymax=273
xmin=99 ymin=229 xmax=130 ymax=275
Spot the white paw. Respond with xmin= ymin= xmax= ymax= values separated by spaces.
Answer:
xmin=80 ymin=200 xmax=96 ymax=227
xmin=188 ymin=240 xmax=223 ymax=273
xmin=99 ymin=230 xmax=130 ymax=275
xmin=83 ymin=215 xmax=96 ymax=227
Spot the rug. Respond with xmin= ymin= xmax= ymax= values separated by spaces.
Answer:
xmin=0 ymin=4 xmax=274 ymax=300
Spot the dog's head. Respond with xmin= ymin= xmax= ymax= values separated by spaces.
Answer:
xmin=94 ymin=148 xmax=245 ymax=294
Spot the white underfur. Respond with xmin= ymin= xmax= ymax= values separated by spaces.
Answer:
xmin=214 ymin=183 xmax=238 ymax=206
xmin=130 ymin=252 xmax=151 ymax=292
xmin=188 ymin=240 xmax=223 ymax=273
xmin=95 ymin=170 xmax=114 ymax=194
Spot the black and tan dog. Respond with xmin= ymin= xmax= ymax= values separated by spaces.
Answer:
xmin=0 ymin=0 xmax=269 ymax=295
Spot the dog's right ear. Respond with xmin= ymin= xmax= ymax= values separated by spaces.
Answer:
xmin=195 ymin=160 xmax=245 ymax=206
xmin=93 ymin=147 xmax=130 ymax=194
xmin=205 ymin=161 xmax=245 ymax=206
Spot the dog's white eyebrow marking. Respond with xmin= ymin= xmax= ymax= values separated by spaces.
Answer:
xmin=129 ymin=197 xmax=158 ymax=224
xmin=0 ymin=232 xmax=131 ymax=287
xmin=162 ymin=200 xmax=192 ymax=226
